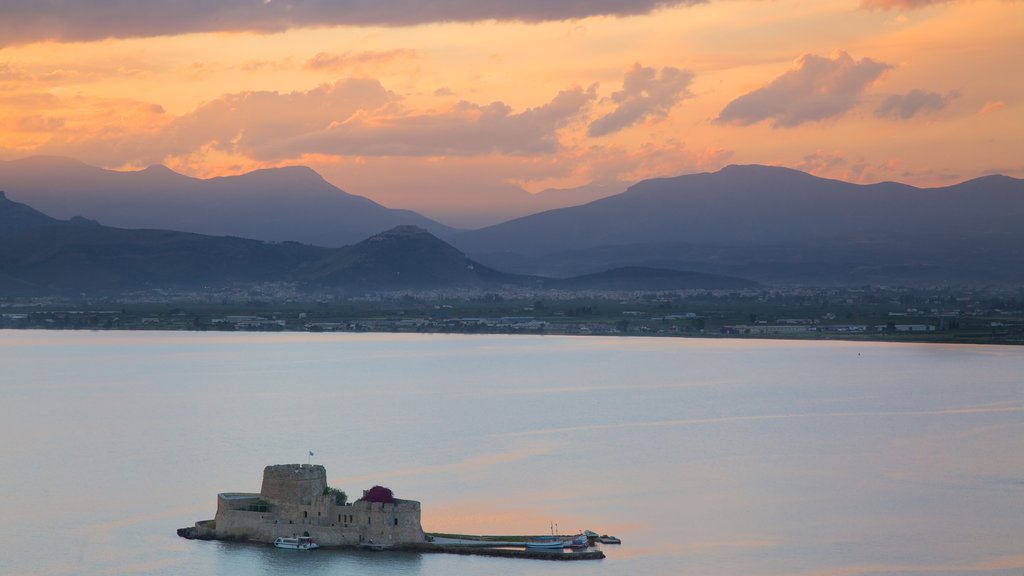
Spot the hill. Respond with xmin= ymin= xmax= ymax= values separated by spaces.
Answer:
xmin=450 ymin=165 xmax=1024 ymax=286
xmin=0 ymin=193 xmax=514 ymax=296
xmin=0 ymin=156 xmax=452 ymax=247
xmin=295 ymin=226 xmax=522 ymax=290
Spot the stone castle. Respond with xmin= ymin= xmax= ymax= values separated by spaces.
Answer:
xmin=191 ymin=464 xmax=425 ymax=546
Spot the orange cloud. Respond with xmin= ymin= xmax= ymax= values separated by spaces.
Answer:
xmin=304 ymin=49 xmax=419 ymax=72
xmin=978 ymin=100 xmax=1005 ymax=116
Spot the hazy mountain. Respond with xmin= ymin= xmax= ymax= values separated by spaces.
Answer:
xmin=0 ymin=192 xmax=759 ymax=295
xmin=387 ymin=178 xmax=629 ymax=229
xmin=0 ymin=193 xmax=515 ymax=295
xmin=0 ymin=191 xmax=332 ymax=294
xmin=450 ymin=165 xmax=1024 ymax=285
xmin=0 ymin=156 xmax=452 ymax=247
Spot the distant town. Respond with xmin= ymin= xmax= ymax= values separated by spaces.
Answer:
xmin=3 ymin=284 xmax=1022 ymax=345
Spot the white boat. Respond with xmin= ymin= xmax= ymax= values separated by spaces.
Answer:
xmin=524 ymin=536 xmax=566 ymax=550
xmin=361 ymin=539 xmax=392 ymax=551
xmin=569 ymin=534 xmax=589 ymax=549
xmin=273 ymin=536 xmax=319 ymax=550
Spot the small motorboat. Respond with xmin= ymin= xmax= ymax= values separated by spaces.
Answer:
xmin=273 ymin=536 xmax=319 ymax=550
xmin=361 ymin=538 xmax=392 ymax=551
xmin=597 ymin=534 xmax=621 ymax=544
xmin=525 ymin=536 xmax=566 ymax=550
xmin=569 ymin=534 xmax=589 ymax=549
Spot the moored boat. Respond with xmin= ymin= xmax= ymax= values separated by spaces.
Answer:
xmin=273 ymin=535 xmax=319 ymax=550
xmin=361 ymin=539 xmax=392 ymax=551
xmin=525 ymin=536 xmax=566 ymax=550
xmin=569 ymin=534 xmax=589 ymax=549
xmin=597 ymin=535 xmax=621 ymax=544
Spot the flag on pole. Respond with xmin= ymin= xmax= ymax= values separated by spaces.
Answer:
xmin=309 ymin=451 xmax=314 ymax=457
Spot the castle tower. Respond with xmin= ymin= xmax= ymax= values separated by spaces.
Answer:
xmin=260 ymin=464 xmax=327 ymax=511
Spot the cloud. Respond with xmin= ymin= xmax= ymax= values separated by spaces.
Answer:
xmin=9 ymin=76 xmax=595 ymax=166
xmin=978 ymin=100 xmax=1005 ymax=116
xmin=587 ymin=64 xmax=695 ymax=137
xmin=160 ymin=77 xmax=400 ymax=162
xmin=794 ymin=149 xmax=901 ymax=183
xmin=304 ymin=50 xmax=418 ymax=72
xmin=716 ymin=51 xmax=892 ymax=128
xmin=859 ymin=0 xmax=951 ymax=9
xmin=874 ymin=89 xmax=957 ymax=119
xmin=289 ymin=85 xmax=596 ymax=157
xmin=0 ymin=1 xmax=705 ymax=46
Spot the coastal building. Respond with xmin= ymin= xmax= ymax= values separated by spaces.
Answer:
xmin=191 ymin=464 xmax=425 ymax=546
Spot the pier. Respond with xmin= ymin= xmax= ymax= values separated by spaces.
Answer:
xmin=406 ymin=542 xmax=605 ymax=561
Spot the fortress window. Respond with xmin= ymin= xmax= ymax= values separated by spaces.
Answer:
xmin=338 ymin=514 xmax=341 ymax=522
xmin=394 ymin=518 xmax=398 ymax=526
xmin=303 ymin=511 xmax=308 ymax=518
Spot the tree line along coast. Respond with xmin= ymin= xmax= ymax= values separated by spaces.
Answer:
xmin=3 ymin=285 xmax=1022 ymax=345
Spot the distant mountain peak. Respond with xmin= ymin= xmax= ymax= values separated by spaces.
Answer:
xmin=375 ymin=225 xmax=431 ymax=237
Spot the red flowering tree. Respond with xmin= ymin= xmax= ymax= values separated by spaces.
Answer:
xmin=360 ymin=485 xmax=395 ymax=503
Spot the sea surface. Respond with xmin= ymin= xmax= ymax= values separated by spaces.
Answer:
xmin=0 ymin=331 xmax=1021 ymax=576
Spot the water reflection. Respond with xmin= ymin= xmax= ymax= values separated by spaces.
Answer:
xmin=214 ymin=542 xmax=425 ymax=576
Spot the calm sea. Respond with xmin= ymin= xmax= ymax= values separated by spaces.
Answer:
xmin=0 ymin=331 xmax=1021 ymax=576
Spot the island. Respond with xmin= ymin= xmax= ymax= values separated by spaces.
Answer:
xmin=178 ymin=463 xmax=607 ymax=560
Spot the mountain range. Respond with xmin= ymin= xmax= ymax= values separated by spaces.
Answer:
xmin=450 ymin=165 xmax=1024 ymax=285
xmin=2 ymin=157 xmax=1023 ymax=290
xmin=0 ymin=156 xmax=451 ymax=247
xmin=0 ymin=192 xmax=752 ymax=295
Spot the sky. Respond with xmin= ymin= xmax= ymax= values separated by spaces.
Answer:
xmin=1 ymin=0 xmax=1022 ymax=225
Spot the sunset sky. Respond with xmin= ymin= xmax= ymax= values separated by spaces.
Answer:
xmin=1 ymin=0 xmax=1021 ymax=224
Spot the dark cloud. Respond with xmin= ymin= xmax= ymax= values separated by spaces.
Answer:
xmin=587 ymin=64 xmax=695 ymax=137
xmin=716 ymin=51 xmax=892 ymax=128
xmin=0 ymin=1 xmax=704 ymax=46
xmin=874 ymin=89 xmax=957 ymax=119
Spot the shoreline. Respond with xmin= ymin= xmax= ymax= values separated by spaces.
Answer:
xmin=2 ymin=325 xmax=1021 ymax=346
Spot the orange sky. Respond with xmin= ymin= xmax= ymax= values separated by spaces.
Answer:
xmin=1 ymin=0 xmax=1021 ymax=224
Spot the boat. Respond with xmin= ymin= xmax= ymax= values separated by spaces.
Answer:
xmin=361 ymin=539 xmax=392 ymax=551
xmin=524 ymin=536 xmax=566 ymax=550
xmin=597 ymin=535 xmax=621 ymax=544
xmin=273 ymin=535 xmax=319 ymax=550
xmin=569 ymin=534 xmax=589 ymax=549
xmin=583 ymin=530 xmax=599 ymax=545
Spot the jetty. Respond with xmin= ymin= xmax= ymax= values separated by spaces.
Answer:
xmin=409 ymin=542 xmax=604 ymax=560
